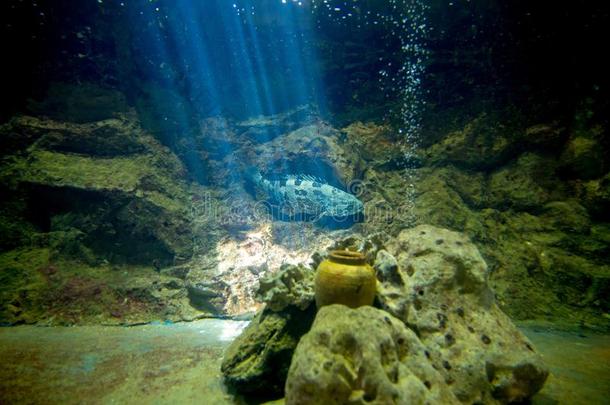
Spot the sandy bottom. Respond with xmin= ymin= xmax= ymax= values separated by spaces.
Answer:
xmin=521 ymin=325 xmax=610 ymax=405
xmin=0 ymin=320 xmax=608 ymax=404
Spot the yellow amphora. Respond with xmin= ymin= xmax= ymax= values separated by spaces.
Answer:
xmin=314 ymin=250 xmax=377 ymax=308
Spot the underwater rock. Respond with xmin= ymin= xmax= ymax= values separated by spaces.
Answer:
xmin=0 ymin=113 xmax=208 ymax=324
xmin=333 ymin=113 xmax=607 ymax=329
xmin=221 ymin=305 xmax=316 ymax=398
xmin=559 ymin=136 xmax=605 ymax=179
xmin=246 ymin=120 xmax=356 ymax=187
xmin=0 ymin=114 xmax=194 ymax=265
xmin=235 ymin=105 xmax=319 ymax=143
xmin=285 ymin=305 xmax=459 ymax=405
xmin=256 ymin=263 xmax=315 ymax=312
xmin=341 ymin=121 xmax=416 ymax=170
xmin=523 ymin=123 xmax=567 ymax=149
xmin=400 ymin=160 xmax=608 ymax=328
xmin=487 ymin=152 xmax=566 ymax=211
xmin=578 ymin=173 xmax=610 ymax=220
xmin=423 ymin=115 xmax=519 ymax=170
xmin=0 ymin=115 xmax=147 ymax=157
xmin=378 ymin=225 xmax=549 ymax=404
xmin=26 ymin=82 xmax=128 ymax=124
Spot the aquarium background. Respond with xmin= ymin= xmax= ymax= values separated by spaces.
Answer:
xmin=0 ymin=0 xmax=608 ymax=331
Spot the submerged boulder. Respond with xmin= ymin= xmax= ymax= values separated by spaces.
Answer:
xmin=221 ymin=305 xmax=316 ymax=398
xmin=0 ymin=115 xmax=193 ymax=265
xmin=220 ymin=263 xmax=318 ymax=397
xmin=26 ymin=82 xmax=129 ymax=124
xmin=559 ymin=136 xmax=605 ymax=179
xmin=378 ymin=225 xmax=549 ymax=403
xmin=256 ymin=263 xmax=315 ymax=312
xmin=578 ymin=173 xmax=610 ymax=220
xmin=285 ymin=305 xmax=459 ymax=405
xmin=487 ymin=152 xmax=566 ymax=211
xmin=222 ymin=225 xmax=549 ymax=403
xmin=0 ymin=113 xmax=204 ymax=325
xmin=423 ymin=115 xmax=519 ymax=171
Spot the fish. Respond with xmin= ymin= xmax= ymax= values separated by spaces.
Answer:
xmin=246 ymin=169 xmax=364 ymax=222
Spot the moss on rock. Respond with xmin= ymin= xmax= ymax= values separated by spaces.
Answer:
xmin=0 ymin=113 xmax=203 ymax=325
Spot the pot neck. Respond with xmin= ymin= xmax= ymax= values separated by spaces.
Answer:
xmin=328 ymin=250 xmax=367 ymax=265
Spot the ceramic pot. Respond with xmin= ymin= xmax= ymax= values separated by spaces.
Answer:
xmin=314 ymin=250 xmax=377 ymax=308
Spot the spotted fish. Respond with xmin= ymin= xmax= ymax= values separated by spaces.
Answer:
xmin=247 ymin=169 xmax=364 ymax=221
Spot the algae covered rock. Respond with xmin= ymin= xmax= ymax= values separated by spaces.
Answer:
xmin=26 ymin=82 xmax=129 ymax=124
xmin=256 ymin=263 xmax=315 ymax=312
xmin=578 ymin=173 xmax=610 ymax=220
xmin=413 ymin=167 xmax=486 ymax=235
xmin=487 ymin=152 xmax=565 ymax=211
xmin=0 ymin=113 xmax=204 ymax=325
xmin=221 ymin=305 xmax=316 ymax=398
xmin=378 ymin=225 xmax=549 ymax=404
xmin=285 ymin=305 xmax=459 ymax=405
xmin=0 ymin=115 xmax=193 ymax=265
xmin=423 ymin=115 xmax=518 ymax=170
xmin=220 ymin=263 xmax=318 ymax=396
xmin=341 ymin=121 xmax=414 ymax=170
xmin=222 ymin=225 xmax=550 ymax=403
xmin=559 ymin=136 xmax=605 ymax=179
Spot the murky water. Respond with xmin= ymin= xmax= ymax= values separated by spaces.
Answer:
xmin=0 ymin=321 xmax=608 ymax=404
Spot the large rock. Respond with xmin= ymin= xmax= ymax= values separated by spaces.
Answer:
xmin=26 ymin=82 xmax=129 ymax=124
xmin=559 ymin=136 xmax=605 ymax=179
xmin=423 ymin=115 xmax=519 ymax=170
xmin=285 ymin=305 xmax=459 ymax=405
xmin=220 ymin=263 xmax=318 ymax=397
xmin=0 ymin=115 xmax=194 ymax=265
xmin=487 ymin=152 xmax=566 ymax=211
xmin=578 ymin=173 xmax=610 ymax=220
xmin=256 ymin=264 xmax=315 ymax=312
xmin=0 ymin=114 xmax=203 ymax=325
xmin=246 ymin=119 xmax=357 ymax=187
xmin=378 ymin=225 xmax=549 ymax=404
xmin=221 ymin=305 xmax=316 ymax=398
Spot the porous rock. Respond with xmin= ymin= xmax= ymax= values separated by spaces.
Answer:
xmin=285 ymin=305 xmax=459 ymax=405
xmin=221 ymin=263 xmax=319 ymax=396
xmin=221 ymin=305 xmax=316 ymax=397
xmin=378 ymin=225 xmax=549 ymax=404
xmin=256 ymin=263 xmax=315 ymax=312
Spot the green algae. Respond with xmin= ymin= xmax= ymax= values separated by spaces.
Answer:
xmin=0 ymin=115 xmax=203 ymax=324
xmin=0 ymin=248 xmax=50 ymax=324
xmin=0 ymin=246 xmax=203 ymax=326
